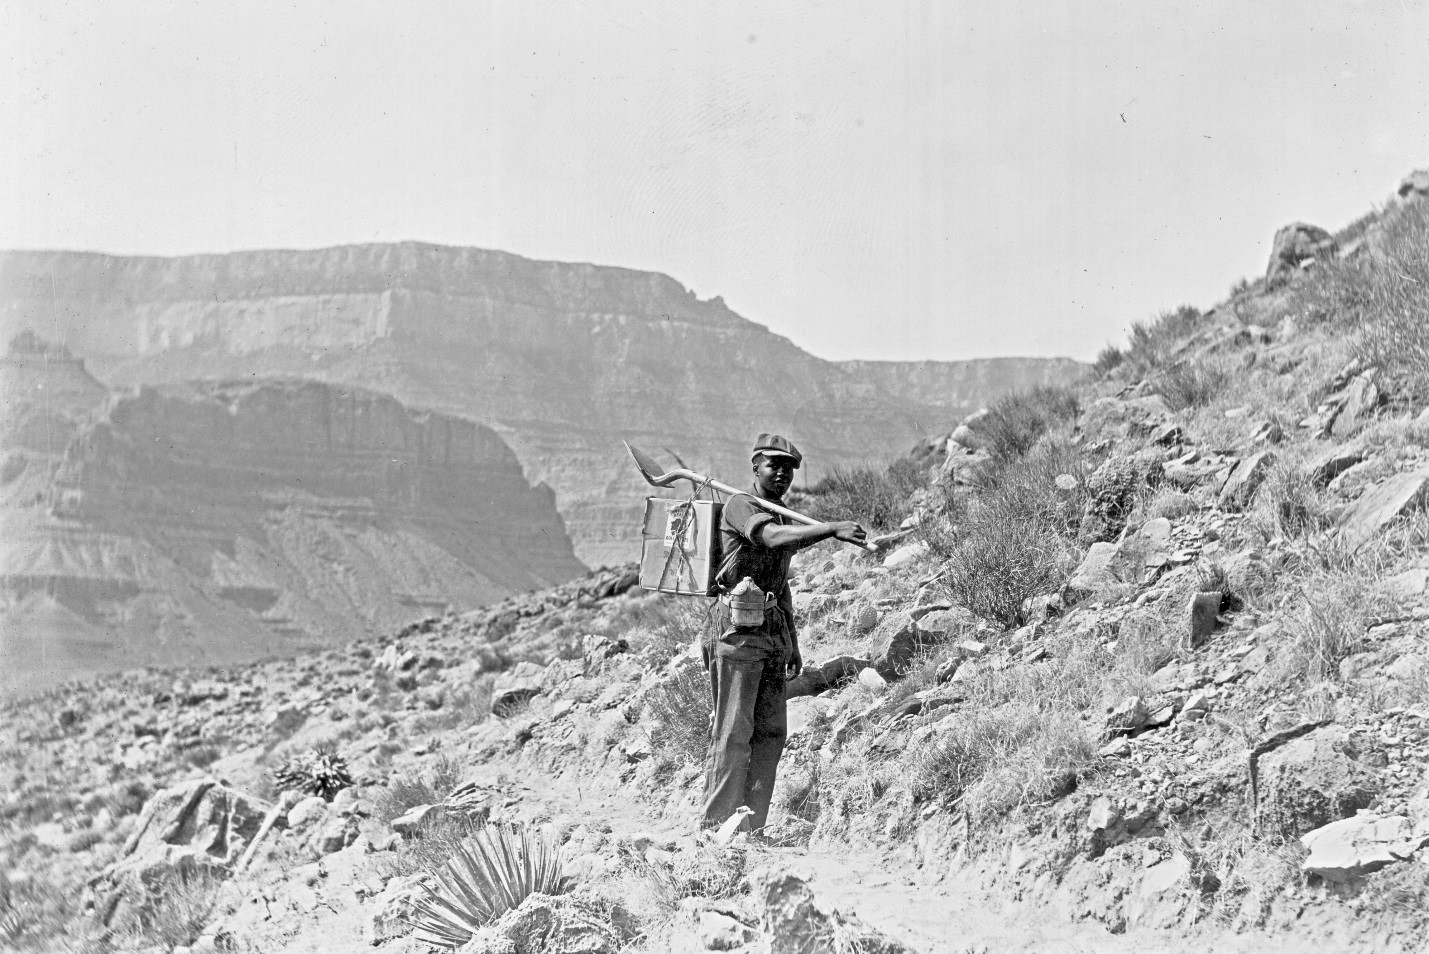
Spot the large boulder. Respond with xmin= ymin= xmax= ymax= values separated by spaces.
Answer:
xmin=1081 ymin=452 xmax=1164 ymax=542
xmin=1266 ymin=222 xmax=1337 ymax=280
xmin=1218 ymin=451 xmax=1276 ymax=512
xmin=98 ymin=778 xmax=272 ymax=927
xmin=756 ymin=870 xmax=911 ymax=954
xmin=1300 ymin=814 xmax=1421 ymax=883
xmin=1254 ymin=726 xmax=1380 ymax=841
xmin=1335 ymin=469 xmax=1429 ymax=550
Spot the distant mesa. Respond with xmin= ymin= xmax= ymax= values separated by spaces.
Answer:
xmin=0 ymin=244 xmax=1086 ymax=567
xmin=0 ymin=377 xmax=584 ymax=695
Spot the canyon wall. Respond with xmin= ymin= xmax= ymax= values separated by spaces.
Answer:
xmin=0 ymin=377 xmax=585 ymax=693
xmin=1 ymin=245 xmax=1084 ymax=566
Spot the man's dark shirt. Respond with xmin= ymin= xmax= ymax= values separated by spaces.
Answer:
xmin=712 ymin=489 xmax=797 ymax=655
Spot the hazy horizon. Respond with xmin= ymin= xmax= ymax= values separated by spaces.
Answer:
xmin=4 ymin=1 xmax=1426 ymax=363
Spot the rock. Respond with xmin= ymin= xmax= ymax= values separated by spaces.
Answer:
xmin=1330 ymin=375 xmax=1381 ymax=439
xmin=1086 ymin=796 xmax=1122 ymax=834
xmin=1186 ymin=591 xmax=1222 ymax=649
xmin=872 ymin=614 xmax=942 ymax=679
xmin=1301 ymin=814 xmax=1419 ymax=883
xmin=857 ymin=668 xmax=888 ymax=690
xmin=1152 ymin=423 xmax=1185 ymax=446
xmin=455 ymin=892 xmax=637 ymax=954
xmin=32 ymin=822 xmax=67 ymax=849
xmin=1266 ymin=222 xmax=1337 ymax=280
xmin=286 ymin=795 xmax=329 ymax=831
xmin=1397 ymin=169 xmax=1429 ymax=203
xmin=1254 ymin=725 xmax=1380 ymax=841
xmin=1218 ymin=450 xmax=1275 ymax=512
xmin=1335 ymin=468 xmax=1429 ymax=550
xmin=391 ymin=803 xmax=446 ymax=837
xmin=1382 ymin=569 xmax=1429 ymax=602
xmin=848 ymin=604 xmax=881 ymax=637
xmin=912 ymin=606 xmax=976 ymax=637
xmin=1099 ymin=738 xmax=1132 ymax=758
xmin=698 ymin=910 xmax=755 ymax=951
xmin=757 ymin=870 xmax=912 ymax=954
xmin=365 ymin=874 xmax=425 ymax=944
xmin=117 ymin=779 xmax=270 ymax=869
xmin=1082 ymin=451 xmax=1164 ymax=541
xmin=881 ymin=541 xmax=928 ymax=569
xmin=492 ymin=667 xmax=544 ymax=714
xmin=1106 ymin=696 xmax=1149 ymax=735
xmin=1068 ymin=539 xmax=1120 ymax=599
xmin=313 ymin=814 xmax=358 ymax=855
xmin=786 ymin=655 xmax=871 ymax=698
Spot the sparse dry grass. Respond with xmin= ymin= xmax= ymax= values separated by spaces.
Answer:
xmin=1124 ymin=305 xmax=1204 ymax=374
xmin=1151 ymin=359 xmax=1233 ymax=411
xmin=639 ymin=664 xmax=711 ymax=772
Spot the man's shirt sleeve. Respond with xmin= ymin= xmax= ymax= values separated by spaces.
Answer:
xmin=724 ymin=494 xmax=775 ymax=544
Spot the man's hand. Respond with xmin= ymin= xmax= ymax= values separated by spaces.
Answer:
xmin=785 ymin=647 xmax=804 ymax=681
xmin=832 ymin=521 xmax=867 ymax=546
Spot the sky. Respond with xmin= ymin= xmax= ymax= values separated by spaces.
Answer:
xmin=2 ymin=1 xmax=1426 ymax=362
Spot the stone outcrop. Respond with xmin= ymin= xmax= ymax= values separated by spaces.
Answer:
xmin=0 ymin=245 xmax=1082 ymax=567
xmin=1266 ymin=222 xmax=1337 ymax=280
xmin=1 ymin=379 xmax=585 ymax=692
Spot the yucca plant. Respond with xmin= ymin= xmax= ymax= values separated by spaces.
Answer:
xmin=270 ymin=743 xmax=354 ymax=800
xmin=405 ymin=824 xmax=568 ymax=948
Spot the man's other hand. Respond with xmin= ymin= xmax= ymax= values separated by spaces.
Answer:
xmin=785 ymin=647 xmax=803 ymax=680
xmin=832 ymin=521 xmax=867 ymax=545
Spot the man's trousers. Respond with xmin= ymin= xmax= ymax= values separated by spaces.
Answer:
xmin=700 ymin=642 xmax=788 ymax=832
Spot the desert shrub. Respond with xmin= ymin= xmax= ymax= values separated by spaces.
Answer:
xmin=907 ymin=705 xmax=1093 ymax=821
xmin=799 ymin=457 xmax=929 ymax=531
xmin=1249 ymin=457 xmax=1333 ymax=541
xmin=1 ymin=869 xmax=76 ymax=950
xmin=1126 ymin=305 xmax=1202 ymax=370
xmin=1092 ymin=344 xmax=1124 ymax=377
xmin=938 ymin=442 xmax=1091 ymax=627
xmin=373 ymin=757 xmax=463 ymax=824
xmin=773 ymin=762 xmax=822 ymax=823
xmin=600 ymin=593 xmax=711 ymax=664
xmin=412 ymin=680 xmax=495 ymax=735
xmin=972 ymin=386 xmax=1080 ymax=463
xmin=405 ymin=824 xmax=568 ymax=948
xmin=1269 ymin=571 xmax=1392 ymax=684
xmin=1151 ymin=359 xmax=1232 ymax=410
xmin=115 ymin=864 xmax=225 ymax=949
xmin=640 ymin=665 xmax=711 ymax=769
xmin=270 ymin=743 xmax=353 ymax=800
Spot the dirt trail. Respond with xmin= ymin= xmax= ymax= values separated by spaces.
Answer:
xmin=492 ymin=756 xmax=1315 ymax=954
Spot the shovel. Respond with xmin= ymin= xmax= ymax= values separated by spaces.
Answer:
xmin=623 ymin=441 xmax=878 ymax=552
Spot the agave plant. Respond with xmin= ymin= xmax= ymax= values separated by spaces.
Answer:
xmin=270 ymin=743 xmax=354 ymax=800
xmin=405 ymin=824 xmax=568 ymax=948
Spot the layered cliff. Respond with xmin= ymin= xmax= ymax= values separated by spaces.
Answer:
xmin=0 ymin=379 xmax=584 ymax=693
xmin=0 ymin=245 xmax=1084 ymax=566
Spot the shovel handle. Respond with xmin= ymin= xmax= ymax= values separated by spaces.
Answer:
xmin=702 ymin=478 xmax=879 ymax=553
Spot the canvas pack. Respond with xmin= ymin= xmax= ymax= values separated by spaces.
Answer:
xmin=638 ymin=497 xmax=722 ymax=596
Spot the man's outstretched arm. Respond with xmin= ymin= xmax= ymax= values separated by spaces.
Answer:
xmin=757 ymin=519 xmax=867 ymax=551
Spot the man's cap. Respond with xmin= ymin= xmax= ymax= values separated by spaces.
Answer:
xmin=751 ymin=433 xmax=802 ymax=468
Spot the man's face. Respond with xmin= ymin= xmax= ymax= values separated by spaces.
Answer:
xmin=753 ymin=455 xmax=796 ymax=499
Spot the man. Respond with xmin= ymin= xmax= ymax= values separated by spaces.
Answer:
xmin=701 ymin=433 xmax=867 ymax=833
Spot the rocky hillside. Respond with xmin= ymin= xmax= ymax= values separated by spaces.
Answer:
xmin=0 ymin=245 xmax=1083 ymax=567
xmin=2 ymin=172 xmax=1427 ymax=954
xmin=0 ymin=377 xmax=584 ymax=695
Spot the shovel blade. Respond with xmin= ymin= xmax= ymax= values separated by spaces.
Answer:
xmin=624 ymin=441 xmax=675 ymax=486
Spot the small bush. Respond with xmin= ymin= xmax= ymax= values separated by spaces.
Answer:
xmin=937 ymin=442 xmax=1091 ymax=627
xmin=405 ymin=824 xmax=568 ymax=948
xmin=115 ymin=864 xmax=225 ymax=949
xmin=1092 ymin=344 xmax=1124 ymax=377
xmin=1151 ymin=360 xmax=1232 ymax=410
xmin=1 ymin=869 xmax=76 ymax=950
xmin=972 ymin=386 xmax=1080 ymax=464
xmin=799 ymin=457 xmax=929 ymax=531
xmin=907 ymin=705 xmax=1093 ymax=821
xmin=374 ymin=759 xmax=463 ymax=824
xmin=640 ymin=665 xmax=711 ymax=770
xmin=1250 ymin=457 xmax=1333 ymax=541
xmin=1126 ymin=305 xmax=1202 ymax=370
